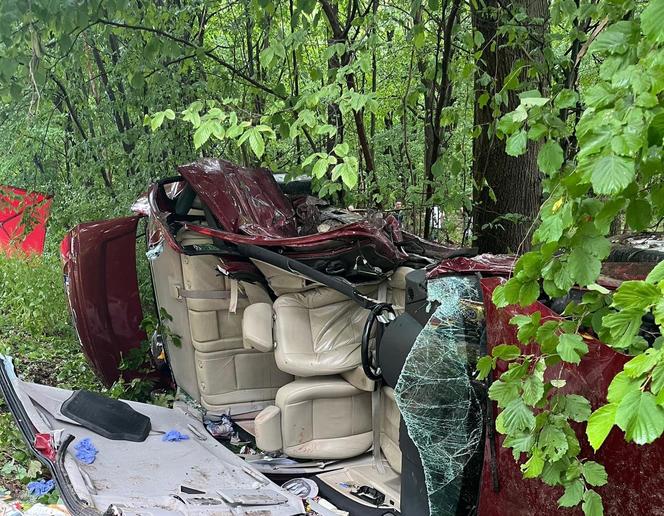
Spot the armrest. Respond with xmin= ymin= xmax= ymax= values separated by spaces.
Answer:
xmin=255 ymin=405 xmax=283 ymax=452
xmin=242 ymin=302 xmax=274 ymax=352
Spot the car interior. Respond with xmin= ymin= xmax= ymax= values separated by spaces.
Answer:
xmin=149 ymin=218 xmax=416 ymax=514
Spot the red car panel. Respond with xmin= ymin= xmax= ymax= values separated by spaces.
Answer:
xmin=62 ymin=216 xmax=146 ymax=387
xmin=179 ymin=158 xmax=298 ymax=238
xmin=477 ymin=276 xmax=664 ymax=516
xmin=0 ymin=185 xmax=53 ymax=255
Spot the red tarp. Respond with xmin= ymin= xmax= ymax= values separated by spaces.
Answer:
xmin=0 ymin=185 xmax=52 ymax=255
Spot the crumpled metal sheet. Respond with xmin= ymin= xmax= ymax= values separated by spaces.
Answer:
xmin=427 ymin=254 xmax=516 ymax=278
xmin=394 ymin=275 xmax=485 ymax=514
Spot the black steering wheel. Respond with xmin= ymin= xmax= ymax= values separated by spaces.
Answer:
xmin=361 ymin=303 xmax=396 ymax=381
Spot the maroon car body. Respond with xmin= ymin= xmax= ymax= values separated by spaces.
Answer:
xmin=56 ymin=159 xmax=664 ymax=515
xmin=61 ymin=216 xmax=146 ymax=386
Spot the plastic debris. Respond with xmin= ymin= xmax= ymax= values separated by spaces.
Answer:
xmin=239 ymin=445 xmax=258 ymax=455
xmin=161 ymin=430 xmax=190 ymax=442
xmin=27 ymin=480 xmax=55 ymax=497
xmin=0 ymin=501 xmax=24 ymax=516
xmin=34 ymin=434 xmax=56 ymax=461
xmin=74 ymin=438 xmax=98 ymax=464
xmin=281 ymin=478 xmax=319 ymax=499
xmin=204 ymin=414 xmax=234 ymax=439
xmin=24 ymin=503 xmax=70 ymax=515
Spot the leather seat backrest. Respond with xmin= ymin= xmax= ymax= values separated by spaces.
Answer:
xmin=151 ymin=230 xmax=291 ymax=412
xmin=273 ymin=287 xmax=371 ymax=376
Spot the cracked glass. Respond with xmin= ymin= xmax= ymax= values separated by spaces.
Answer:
xmin=394 ymin=275 xmax=485 ymax=514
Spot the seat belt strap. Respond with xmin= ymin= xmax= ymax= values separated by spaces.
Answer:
xmin=175 ymin=287 xmax=246 ymax=302
xmin=229 ymin=279 xmax=239 ymax=314
xmin=372 ymin=381 xmax=386 ymax=474
xmin=377 ymin=282 xmax=388 ymax=303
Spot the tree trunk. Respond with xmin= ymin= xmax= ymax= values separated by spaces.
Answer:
xmin=472 ymin=0 xmax=546 ymax=254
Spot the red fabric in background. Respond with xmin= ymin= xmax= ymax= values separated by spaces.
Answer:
xmin=0 ymin=185 xmax=52 ymax=255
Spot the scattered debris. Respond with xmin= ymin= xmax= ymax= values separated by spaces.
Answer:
xmin=26 ymin=480 xmax=54 ymax=497
xmin=281 ymin=478 xmax=319 ymax=499
xmin=204 ymin=414 xmax=234 ymax=439
xmin=73 ymin=438 xmax=98 ymax=464
xmin=161 ymin=430 xmax=189 ymax=442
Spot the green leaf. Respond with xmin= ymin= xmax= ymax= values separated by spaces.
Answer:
xmin=554 ymin=89 xmax=578 ymax=110
xmin=506 ymin=130 xmax=528 ymax=157
xmin=556 ymin=334 xmax=588 ymax=364
xmin=488 ymin=379 xmax=520 ymax=408
xmin=497 ymin=398 xmax=536 ymax=434
xmin=333 ymin=142 xmax=349 ymax=157
xmin=603 ymin=309 xmax=644 ymax=349
xmin=519 ymin=280 xmax=540 ymax=306
xmin=539 ymin=424 xmax=568 ymax=461
xmin=564 ymin=394 xmax=592 ymax=422
xmin=150 ymin=111 xmax=166 ymax=131
xmin=558 ymin=479 xmax=584 ymax=508
xmin=413 ymin=24 xmax=425 ymax=49
xmin=587 ymin=403 xmax=617 ymax=451
xmin=612 ymin=280 xmax=661 ymax=310
xmin=607 ymin=371 xmax=641 ymax=403
xmin=567 ymin=247 xmax=601 ymax=287
xmin=476 ymin=356 xmax=493 ymax=380
xmin=591 ymin=20 xmax=635 ymax=55
xmin=312 ymin=157 xmax=329 ymax=179
xmin=340 ymin=159 xmax=359 ymax=189
xmin=590 ymin=155 xmax=635 ymax=195
xmin=625 ymin=199 xmax=652 ymax=231
xmin=535 ymin=321 xmax=558 ymax=353
xmin=504 ymin=432 xmax=535 ymax=459
xmin=646 ymin=261 xmax=664 ymax=284
xmin=523 ymin=374 xmax=545 ymax=406
xmin=537 ymin=141 xmax=565 ymax=175
xmin=248 ymin=129 xmax=265 ymax=158
xmin=521 ymin=448 xmax=545 ymax=478
xmin=623 ymin=349 xmax=660 ymax=378
xmin=492 ymin=344 xmax=521 ymax=361
xmin=582 ymin=461 xmax=608 ymax=487
xmin=641 ymin=0 xmax=664 ymax=42
xmin=615 ymin=390 xmax=664 ymax=444
xmin=582 ymin=489 xmax=604 ymax=516
xmin=193 ymin=123 xmax=212 ymax=149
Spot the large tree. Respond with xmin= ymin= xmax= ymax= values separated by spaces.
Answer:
xmin=472 ymin=0 xmax=547 ymax=254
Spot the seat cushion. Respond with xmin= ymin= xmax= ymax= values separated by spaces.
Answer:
xmin=273 ymin=288 xmax=370 ymax=376
xmin=255 ymin=377 xmax=373 ymax=460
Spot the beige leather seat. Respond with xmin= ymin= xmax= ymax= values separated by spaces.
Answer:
xmin=246 ymin=284 xmax=375 ymax=459
xmin=247 ymin=267 xmax=414 ymax=461
xmin=254 ymin=376 xmax=373 ymax=459
xmin=150 ymin=229 xmax=292 ymax=412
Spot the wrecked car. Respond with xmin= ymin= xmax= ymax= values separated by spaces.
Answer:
xmin=2 ymin=158 xmax=664 ymax=515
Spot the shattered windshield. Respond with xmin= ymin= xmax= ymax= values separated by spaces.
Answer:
xmin=394 ymin=275 xmax=485 ymax=515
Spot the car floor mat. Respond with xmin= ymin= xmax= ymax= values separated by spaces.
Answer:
xmin=61 ymin=390 xmax=152 ymax=442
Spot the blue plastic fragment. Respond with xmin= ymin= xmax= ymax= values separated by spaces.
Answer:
xmin=27 ymin=479 xmax=55 ymax=497
xmin=74 ymin=438 xmax=98 ymax=464
xmin=162 ymin=430 xmax=190 ymax=442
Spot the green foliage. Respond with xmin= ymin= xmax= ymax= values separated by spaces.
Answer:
xmin=483 ymin=1 xmax=664 ymax=512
